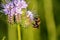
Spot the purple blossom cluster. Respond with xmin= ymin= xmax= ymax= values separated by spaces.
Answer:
xmin=3 ymin=0 xmax=34 ymax=23
xmin=3 ymin=0 xmax=28 ymax=16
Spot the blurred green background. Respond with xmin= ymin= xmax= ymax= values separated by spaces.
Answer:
xmin=0 ymin=0 xmax=60 ymax=40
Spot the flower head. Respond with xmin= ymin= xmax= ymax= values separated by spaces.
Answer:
xmin=26 ymin=11 xmax=34 ymax=21
xmin=13 ymin=0 xmax=28 ymax=8
xmin=19 ymin=0 xmax=28 ymax=8
xmin=3 ymin=0 xmax=28 ymax=16
xmin=2 ymin=0 xmax=34 ymax=24
xmin=15 ymin=7 xmax=22 ymax=15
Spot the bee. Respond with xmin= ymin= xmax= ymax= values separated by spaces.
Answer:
xmin=33 ymin=17 xmax=41 ymax=28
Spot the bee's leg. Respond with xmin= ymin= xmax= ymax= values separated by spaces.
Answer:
xmin=33 ymin=23 xmax=39 ymax=28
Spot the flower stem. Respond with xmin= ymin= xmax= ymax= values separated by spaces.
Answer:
xmin=17 ymin=24 xmax=21 ymax=40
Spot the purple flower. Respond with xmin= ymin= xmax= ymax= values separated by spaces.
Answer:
xmin=10 ymin=8 xmax=15 ymax=16
xmin=3 ymin=0 xmax=28 ymax=16
xmin=3 ymin=4 xmax=10 ymax=9
xmin=8 ymin=2 xmax=14 ymax=9
xmin=3 ymin=2 xmax=15 ymax=15
xmin=2 ymin=0 xmax=35 ymax=24
xmin=3 ymin=8 xmax=11 ymax=15
xmin=19 ymin=0 xmax=28 ymax=8
xmin=26 ymin=11 xmax=34 ymax=21
xmin=3 ymin=9 xmax=9 ymax=15
xmin=13 ymin=0 xmax=18 ymax=6
xmin=13 ymin=0 xmax=28 ymax=8
xmin=15 ymin=7 xmax=22 ymax=14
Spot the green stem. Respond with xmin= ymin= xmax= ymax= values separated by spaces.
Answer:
xmin=17 ymin=24 xmax=21 ymax=40
xmin=43 ymin=0 xmax=56 ymax=40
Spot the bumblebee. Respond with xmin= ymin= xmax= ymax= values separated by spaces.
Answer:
xmin=33 ymin=17 xmax=41 ymax=28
